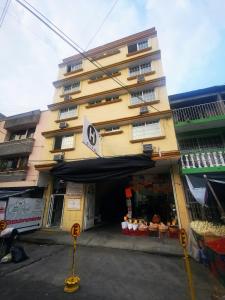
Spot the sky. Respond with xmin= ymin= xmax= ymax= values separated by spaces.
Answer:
xmin=0 ymin=0 xmax=225 ymax=116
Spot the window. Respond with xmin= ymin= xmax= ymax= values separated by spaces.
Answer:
xmin=179 ymin=135 xmax=224 ymax=151
xmin=54 ymin=135 xmax=74 ymax=150
xmin=64 ymin=81 xmax=80 ymax=94
xmin=132 ymin=120 xmax=161 ymax=140
xmin=130 ymin=89 xmax=155 ymax=105
xmin=105 ymin=96 xmax=119 ymax=102
xmin=0 ymin=157 xmax=28 ymax=171
xmin=88 ymin=99 xmax=102 ymax=105
xmin=129 ymin=63 xmax=151 ymax=77
xmin=105 ymin=126 xmax=120 ymax=132
xmin=90 ymin=75 xmax=103 ymax=81
xmin=59 ymin=106 xmax=77 ymax=120
xmin=128 ymin=39 xmax=149 ymax=53
xmin=9 ymin=128 xmax=35 ymax=141
xmin=67 ymin=61 xmax=82 ymax=73
xmin=27 ymin=128 xmax=35 ymax=138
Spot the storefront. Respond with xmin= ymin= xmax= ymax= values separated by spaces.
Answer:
xmin=41 ymin=155 xmax=188 ymax=236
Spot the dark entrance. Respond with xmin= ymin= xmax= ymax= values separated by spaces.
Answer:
xmin=94 ymin=173 xmax=177 ymax=226
xmin=50 ymin=195 xmax=64 ymax=227
xmin=95 ymin=178 xmax=128 ymax=224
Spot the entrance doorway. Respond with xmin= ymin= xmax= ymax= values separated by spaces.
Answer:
xmin=93 ymin=173 xmax=177 ymax=228
xmin=47 ymin=194 xmax=64 ymax=227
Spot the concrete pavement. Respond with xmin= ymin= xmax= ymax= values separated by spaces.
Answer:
xmin=0 ymin=242 xmax=220 ymax=300
xmin=20 ymin=226 xmax=183 ymax=256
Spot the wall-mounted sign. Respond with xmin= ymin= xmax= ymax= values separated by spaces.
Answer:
xmin=67 ymin=198 xmax=81 ymax=210
xmin=67 ymin=182 xmax=83 ymax=196
xmin=82 ymin=116 xmax=101 ymax=157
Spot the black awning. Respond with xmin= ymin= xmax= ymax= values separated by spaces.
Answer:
xmin=51 ymin=155 xmax=155 ymax=183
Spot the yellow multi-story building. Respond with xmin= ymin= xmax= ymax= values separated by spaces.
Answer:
xmin=36 ymin=28 xmax=189 ymax=233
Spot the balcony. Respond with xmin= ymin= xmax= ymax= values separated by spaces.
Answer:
xmin=0 ymin=169 xmax=26 ymax=182
xmin=181 ymin=149 xmax=225 ymax=174
xmin=4 ymin=110 xmax=40 ymax=130
xmin=172 ymin=101 xmax=225 ymax=133
xmin=0 ymin=138 xmax=34 ymax=158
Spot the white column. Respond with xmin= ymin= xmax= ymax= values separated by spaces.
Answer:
xmin=190 ymin=154 xmax=196 ymax=168
xmin=213 ymin=152 xmax=220 ymax=166
xmin=218 ymin=151 xmax=225 ymax=166
xmin=201 ymin=152 xmax=208 ymax=167
xmin=196 ymin=153 xmax=201 ymax=168
xmin=184 ymin=154 xmax=190 ymax=168
xmin=207 ymin=152 xmax=213 ymax=167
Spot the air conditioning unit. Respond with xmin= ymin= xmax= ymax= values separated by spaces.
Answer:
xmin=64 ymin=95 xmax=72 ymax=101
xmin=137 ymin=74 xmax=145 ymax=83
xmin=59 ymin=122 xmax=68 ymax=129
xmin=143 ymin=144 xmax=153 ymax=155
xmin=53 ymin=154 xmax=64 ymax=162
xmin=140 ymin=106 xmax=149 ymax=114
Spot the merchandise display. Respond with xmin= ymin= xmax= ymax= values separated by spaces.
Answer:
xmin=121 ymin=215 xmax=179 ymax=238
xmin=191 ymin=220 xmax=225 ymax=287
xmin=191 ymin=220 xmax=225 ymax=237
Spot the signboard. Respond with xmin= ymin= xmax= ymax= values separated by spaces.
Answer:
xmin=67 ymin=198 xmax=81 ymax=210
xmin=82 ymin=117 xmax=101 ymax=156
xmin=0 ymin=220 xmax=7 ymax=231
xmin=66 ymin=182 xmax=83 ymax=196
xmin=5 ymin=197 xmax=44 ymax=232
xmin=71 ymin=223 xmax=81 ymax=237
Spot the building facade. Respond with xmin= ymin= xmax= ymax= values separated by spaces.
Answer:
xmin=169 ymin=85 xmax=225 ymax=221
xmin=0 ymin=110 xmax=50 ymax=192
xmin=36 ymin=28 xmax=189 ymax=232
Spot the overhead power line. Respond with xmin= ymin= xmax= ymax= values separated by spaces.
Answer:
xmin=16 ymin=0 xmax=160 ymax=112
xmin=85 ymin=0 xmax=119 ymax=50
xmin=0 ymin=0 xmax=11 ymax=27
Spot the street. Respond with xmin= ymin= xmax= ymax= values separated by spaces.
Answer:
xmin=0 ymin=242 xmax=217 ymax=300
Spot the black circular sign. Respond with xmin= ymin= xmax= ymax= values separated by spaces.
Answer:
xmin=87 ymin=125 xmax=97 ymax=146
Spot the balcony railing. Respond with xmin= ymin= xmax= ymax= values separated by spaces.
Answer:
xmin=181 ymin=149 xmax=225 ymax=170
xmin=173 ymin=100 xmax=225 ymax=123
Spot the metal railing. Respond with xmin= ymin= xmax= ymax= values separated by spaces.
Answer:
xmin=181 ymin=149 xmax=225 ymax=169
xmin=173 ymin=100 xmax=225 ymax=123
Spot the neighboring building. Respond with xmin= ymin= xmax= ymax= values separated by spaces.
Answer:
xmin=169 ymin=85 xmax=225 ymax=220
xmin=0 ymin=110 xmax=50 ymax=192
xmin=36 ymin=28 xmax=189 ymax=232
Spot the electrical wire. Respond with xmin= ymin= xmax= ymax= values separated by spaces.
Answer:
xmin=0 ymin=0 xmax=11 ymax=27
xmin=16 ymin=0 xmax=160 ymax=112
xmin=85 ymin=0 xmax=119 ymax=50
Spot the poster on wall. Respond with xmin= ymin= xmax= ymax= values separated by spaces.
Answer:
xmin=5 ymin=197 xmax=44 ymax=232
xmin=67 ymin=198 xmax=81 ymax=210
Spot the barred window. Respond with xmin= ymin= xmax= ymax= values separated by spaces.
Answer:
xmin=67 ymin=61 xmax=82 ymax=73
xmin=132 ymin=120 xmax=161 ymax=140
xmin=64 ymin=81 xmax=80 ymax=93
xmin=129 ymin=63 xmax=151 ymax=77
xmin=130 ymin=89 xmax=155 ymax=105
xmin=59 ymin=106 xmax=77 ymax=120
xmin=54 ymin=135 xmax=74 ymax=150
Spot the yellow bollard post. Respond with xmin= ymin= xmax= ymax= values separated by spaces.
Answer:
xmin=179 ymin=228 xmax=196 ymax=300
xmin=64 ymin=223 xmax=81 ymax=293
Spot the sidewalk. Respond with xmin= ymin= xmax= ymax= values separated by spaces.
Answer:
xmin=20 ymin=226 xmax=183 ymax=256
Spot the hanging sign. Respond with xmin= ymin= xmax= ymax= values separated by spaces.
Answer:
xmin=82 ymin=117 xmax=101 ymax=157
